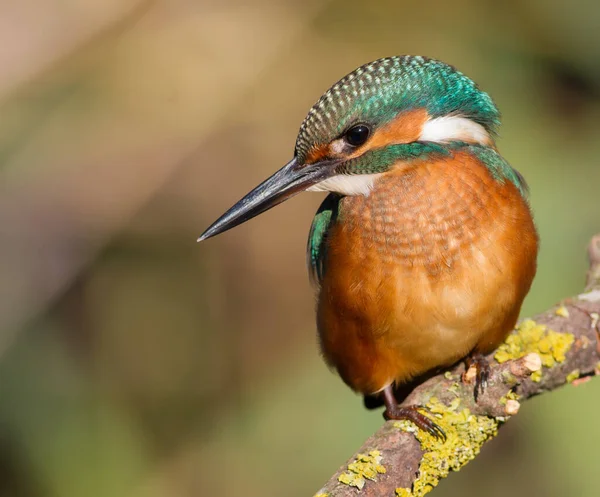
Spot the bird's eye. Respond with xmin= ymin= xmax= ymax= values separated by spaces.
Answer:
xmin=344 ymin=125 xmax=370 ymax=147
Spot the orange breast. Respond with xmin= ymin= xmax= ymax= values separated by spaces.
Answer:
xmin=316 ymin=151 xmax=538 ymax=395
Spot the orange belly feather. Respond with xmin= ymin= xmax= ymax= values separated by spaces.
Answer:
xmin=316 ymin=151 xmax=538 ymax=394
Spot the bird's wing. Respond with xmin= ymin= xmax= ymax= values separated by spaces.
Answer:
xmin=306 ymin=193 xmax=341 ymax=286
xmin=469 ymin=144 xmax=529 ymax=197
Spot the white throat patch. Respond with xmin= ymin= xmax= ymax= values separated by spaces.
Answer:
xmin=419 ymin=116 xmax=492 ymax=145
xmin=307 ymin=173 xmax=381 ymax=196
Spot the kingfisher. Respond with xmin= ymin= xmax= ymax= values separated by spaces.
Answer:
xmin=198 ymin=56 xmax=538 ymax=438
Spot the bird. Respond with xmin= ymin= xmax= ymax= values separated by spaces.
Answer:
xmin=198 ymin=55 xmax=538 ymax=438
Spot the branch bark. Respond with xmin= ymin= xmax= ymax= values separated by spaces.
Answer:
xmin=314 ymin=234 xmax=600 ymax=497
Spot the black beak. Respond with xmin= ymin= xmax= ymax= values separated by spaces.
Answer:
xmin=198 ymin=157 xmax=338 ymax=241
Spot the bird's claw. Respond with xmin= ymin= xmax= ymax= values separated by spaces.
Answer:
xmin=384 ymin=405 xmax=446 ymax=441
xmin=464 ymin=353 xmax=491 ymax=402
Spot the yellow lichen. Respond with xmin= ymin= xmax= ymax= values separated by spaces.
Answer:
xmin=394 ymin=398 xmax=498 ymax=497
xmin=314 ymin=494 xmax=328 ymax=497
xmin=566 ymin=369 xmax=580 ymax=383
xmin=494 ymin=319 xmax=574 ymax=382
xmin=447 ymin=397 xmax=461 ymax=411
xmin=443 ymin=371 xmax=453 ymax=380
xmin=555 ymin=306 xmax=570 ymax=318
xmin=447 ymin=382 xmax=461 ymax=395
xmin=499 ymin=390 xmax=520 ymax=406
xmin=338 ymin=450 xmax=386 ymax=490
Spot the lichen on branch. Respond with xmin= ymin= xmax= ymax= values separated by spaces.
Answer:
xmin=393 ymin=397 xmax=499 ymax=497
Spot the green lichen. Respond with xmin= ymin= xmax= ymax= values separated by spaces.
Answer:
xmin=393 ymin=397 xmax=498 ymax=497
xmin=494 ymin=319 xmax=574 ymax=382
xmin=500 ymin=370 xmax=519 ymax=387
xmin=338 ymin=450 xmax=386 ymax=490
xmin=566 ymin=369 xmax=580 ymax=383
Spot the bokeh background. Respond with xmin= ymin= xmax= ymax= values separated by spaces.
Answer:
xmin=1 ymin=1 xmax=600 ymax=496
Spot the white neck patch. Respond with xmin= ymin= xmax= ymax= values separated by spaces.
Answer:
xmin=419 ymin=116 xmax=492 ymax=145
xmin=307 ymin=173 xmax=381 ymax=196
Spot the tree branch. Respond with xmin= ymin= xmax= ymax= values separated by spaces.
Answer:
xmin=314 ymin=234 xmax=600 ymax=497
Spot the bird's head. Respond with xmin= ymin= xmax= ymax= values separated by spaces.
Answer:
xmin=198 ymin=55 xmax=500 ymax=241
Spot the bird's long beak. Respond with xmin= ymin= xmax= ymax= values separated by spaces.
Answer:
xmin=198 ymin=157 xmax=338 ymax=241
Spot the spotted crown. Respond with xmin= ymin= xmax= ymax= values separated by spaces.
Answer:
xmin=294 ymin=56 xmax=500 ymax=162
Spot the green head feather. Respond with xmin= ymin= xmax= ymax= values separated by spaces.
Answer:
xmin=294 ymin=55 xmax=500 ymax=162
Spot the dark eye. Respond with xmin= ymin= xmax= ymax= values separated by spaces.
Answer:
xmin=344 ymin=124 xmax=370 ymax=147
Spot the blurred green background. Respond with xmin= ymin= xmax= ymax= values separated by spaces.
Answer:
xmin=1 ymin=0 xmax=599 ymax=496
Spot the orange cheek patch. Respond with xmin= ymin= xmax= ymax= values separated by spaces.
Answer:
xmin=305 ymin=144 xmax=331 ymax=164
xmin=348 ymin=108 xmax=429 ymax=159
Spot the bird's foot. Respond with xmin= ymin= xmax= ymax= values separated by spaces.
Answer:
xmin=382 ymin=386 xmax=446 ymax=440
xmin=384 ymin=404 xmax=446 ymax=440
xmin=463 ymin=353 xmax=490 ymax=402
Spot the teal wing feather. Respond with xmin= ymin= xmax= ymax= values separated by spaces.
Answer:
xmin=469 ymin=145 xmax=529 ymax=197
xmin=307 ymin=193 xmax=341 ymax=286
